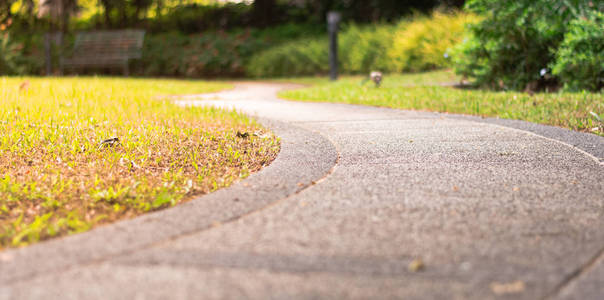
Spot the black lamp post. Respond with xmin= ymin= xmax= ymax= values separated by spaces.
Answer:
xmin=327 ymin=11 xmax=341 ymax=81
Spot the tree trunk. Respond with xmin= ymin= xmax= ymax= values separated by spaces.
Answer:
xmin=100 ymin=0 xmax=113 ymax=28
xmin=155 ymin=0 xmax=163 ymax=19
xmin=118 ymin=1 xmax=127 ymax=27
xmin=60 ymin=0 xmax=69 ymax=33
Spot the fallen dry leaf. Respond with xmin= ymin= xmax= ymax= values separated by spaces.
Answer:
xmin=19 ymin=80 xmax=29 ymax=92
xmin=408 ymin=258 xmax=425 ymax=272
xmin=236 ymin=131 xmax=249 ymax=138
xmin=490 ymin=280 xmax=525 ymax=295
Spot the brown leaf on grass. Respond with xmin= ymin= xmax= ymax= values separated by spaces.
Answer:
xmin=19 ymin=81 xmax=29 ymax=92
xmin=236 ymin=131 xmax=249 ymax=138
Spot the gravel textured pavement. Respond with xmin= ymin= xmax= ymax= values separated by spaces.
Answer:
xmin=1 ymin=83 xmax=603 ymax=300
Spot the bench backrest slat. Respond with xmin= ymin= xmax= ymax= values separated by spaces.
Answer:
xmin=73 ymin=30 xmax=145 ymax=59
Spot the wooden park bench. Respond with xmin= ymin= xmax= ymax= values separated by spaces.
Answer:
xmin=61 ymin=30 xmax=145 ymax=76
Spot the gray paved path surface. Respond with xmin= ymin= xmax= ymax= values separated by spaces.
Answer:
xmin=1 ymin=83 xmax=603 ymax=299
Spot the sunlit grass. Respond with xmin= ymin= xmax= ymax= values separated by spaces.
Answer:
xmin=280 ymin=70 xmax=604 ymax=136
xmin=271 ymin=70 xmax=461 ymax=86
xmin=0 ymin=77 xmax=280 ymax=249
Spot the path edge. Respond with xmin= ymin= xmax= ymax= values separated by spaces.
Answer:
xmin=445 ymin=114 xmax=604 ymax=164
xmin=0 ymin=118 xmax=339 ymax=284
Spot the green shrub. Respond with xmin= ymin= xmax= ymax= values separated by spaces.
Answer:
xmin=129 ymin=24 xmax=325 ymax=77
xmin=151 ymin=3 xmax=250 ymax=34
xmin=389 ymin=11 xmax=478 ymax=72
xmin=248 ymin=23 xmax=324 ymax=43
xmin=138 ymin=30 xmax=266 ymax=77
xmin=454 ymin=0 xmax=604 ymax=91
xmin=338 ymin=23 xmax=396 ymax=74
xmin=0 ymin=33 xmax=25 ymax=75
xmin=18 ymin=34 xmax=53 ymax=75
xmin=552 ymin=10 xmax=604 ymax=92
xmin=137 ymin=32 xmax=190 ymax=77
xmin=247 ymin=12 xmax=477 ymax=78
xmin=246 ymin=24 xmax=398 ymax=77
xmin=246 ymin=37 xmax=328 ymax=77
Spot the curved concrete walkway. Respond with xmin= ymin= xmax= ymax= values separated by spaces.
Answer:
xmin=1 ymin=83 xmax=603 ymax=299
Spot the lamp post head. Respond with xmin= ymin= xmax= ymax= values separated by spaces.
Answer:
xmin=327 ymin=11 xmax=341 ymax=31
xmin=327 ymin=11 xmax=342 ymax=24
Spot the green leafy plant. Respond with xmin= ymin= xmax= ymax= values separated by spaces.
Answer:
xmin=138 ymin=30 xmax=266 ymax=77
xmin=338 ymin=23 xmax=396 ymax=74
xmin=389 ymin=11 xmax=479 ymax=72
xmin=246 ymin=37 xmax=329 ymax=77
xmin=552 ymin=10 xmax=604 ymax=92
xmin=0 ymin=32 xmax=25 ymax=75
xmin=247 ymin=12 xmax=477 ymax=78
xmin=246 ymin=24 xmax=396 ymax=77
xmin=454 ymin=0 xmax=604 ymax=91
xmin=151 ymin=3 xmax=250 ymax=34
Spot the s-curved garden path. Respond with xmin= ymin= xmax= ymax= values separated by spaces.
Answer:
xmin=1 ymin=83 xmax=603 ymax=300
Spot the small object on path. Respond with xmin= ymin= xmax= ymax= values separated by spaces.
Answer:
xmin=360 ymin=71 xmax=383 ymax=87
xmin=98 ymin=137 xmax=120 ymax=150
xmin=408 ymin=258 xmax=425 ymax=272
xmin=490 ymin=280 xmax=525 ymax=295
xmin=370 ymin=71 xmax=383 ymax=87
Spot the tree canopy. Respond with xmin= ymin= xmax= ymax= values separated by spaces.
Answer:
xmin=5 ymin=0 xmax=464 ymax=32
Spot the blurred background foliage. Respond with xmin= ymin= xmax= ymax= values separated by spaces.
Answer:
xmin=454 ymin=0 xmax=604 ymax=92
xmin=1 ymin=0 xmax=603 ymax=91
xmin=246 ymin=12 xmax=477 ymax=78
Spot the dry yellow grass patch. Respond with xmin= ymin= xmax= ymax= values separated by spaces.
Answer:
xmin=0 ymin=77 xmax=280 ymax=249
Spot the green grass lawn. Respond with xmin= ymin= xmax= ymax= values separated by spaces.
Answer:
xmin=279 ymin=70 xmax=604 ymax=136
xmin=0 ymin=77 xmax=280 ymax=249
